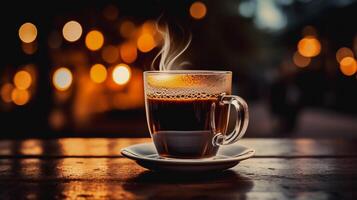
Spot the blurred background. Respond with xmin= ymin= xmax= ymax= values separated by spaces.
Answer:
xmin=0 ymin=0 xmax=356 ymax=138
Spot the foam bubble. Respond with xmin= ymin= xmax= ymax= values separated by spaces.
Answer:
xmin=145 ymin=72 xmax=232 ymax=100
xmin=147 ymin=92 xmax=221 ymax=100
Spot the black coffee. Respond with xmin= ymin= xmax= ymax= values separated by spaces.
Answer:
xmin=146 ymin=97 xmax=229 ymax=159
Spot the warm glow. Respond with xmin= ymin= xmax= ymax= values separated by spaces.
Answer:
xmin=14 ymin=70 xmax=32 ymax=90
xmin=142 ymin=20 xmax=162 ymax=43
xmin=137 ymin=33 xmax=155 ymax=52
xmin=18 ymin=22 xmax=37 ymax=43
xmin=293 ymin=52 xmax=311 ymax=68
xmin=189 ymin=1 xmax=207 ymax=20
xmin=53 ymin=68 xmax=73 ymax=91
xmin=22 ymin=42 xmax=37 ymax=55
xmin=62 ymin=21 xmax=83 ymax=42
xmin=90 ymin=64 xmax=107 ymax=83
xmin=20 ymin=140 xmax=43 ymax=155
xmin=112 ymin=64 xmax=131 ymax=85
xmin=101 ymin=45 xmax=119 ymax=63
xmin=336 ymin=47 xmax=354 ymax=63
xmin=11 ymin=88 xmax=30 ymax=106
xmin=120 ymin=42 xmax=137 ymax=63
xmin=340 ymin=57 xmax=357 ymax=76
xmin=142 ymin=21 xmax=156 ymax=34
xmin=297 ymin=37 xmax=321 ymax=58
xmin=119 ymin=20 xmax=136 ymax=38
xmin=147 ymin=74 xmax=196 ymax=88
xmin=85 ymin=30 xmax=104 ymax=51
xmin=112 ymin=68 xmax=145 ymax=109
xmin=1 ymin=83 xmax=14 ymax=103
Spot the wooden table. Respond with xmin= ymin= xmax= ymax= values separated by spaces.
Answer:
xmin=0 ymin=138 xmax=356 ymax=199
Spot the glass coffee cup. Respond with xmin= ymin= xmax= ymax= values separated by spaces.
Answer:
xmin=144 ymin=71 xmax=249 ymax=159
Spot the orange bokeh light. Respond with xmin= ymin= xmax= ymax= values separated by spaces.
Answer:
xmin=293 ymin=52 xmax=311 ymax=68
xmin=189 ymin=1 xmax=207 ymax=20
xmin=297 ymin=36 xmax=321 ymax=58
xmin=1 ymin=83 xmax=14 ymax=103
xmin=340 ymin=57 xmax=357 ymax=76
xmin=336 ymin=47 xmax=354 ymax=63
xmin=101 ymin=45 xmax=119 ymax=64
xmin=142 ymin=20 xmax=156 ymax=34
xmin=119 ymin=20 xmax=136 ymax=39
xmin=120 ymin=42 xmax=137 ymax=64
xmin=90 ymin=64 xmax=107 ymax=83
xmin=14 ymin=70 xmax=32 ymax=90
xmin=11 ymin=88 xmax=30 ymax=106
xmin=112 ymin=64 xmax=131 ymax=85
xmin=62 ymin=20 xmax=83 ymax=42
xmin=137 ymin=33 xmax=155 ymax=52
xmin=18 ymin=22 xmax=37 ymax=43
xmin=85 ymin=30 xmax=104 ymax=51
xmin=53 ymin=67 xmax=73 ymax=91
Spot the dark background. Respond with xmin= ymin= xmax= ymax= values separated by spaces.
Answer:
xmin=0 ymin=0 xmax=356 ymax=138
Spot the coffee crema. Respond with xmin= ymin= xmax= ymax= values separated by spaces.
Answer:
xmin=147 ymin=92 xmax=220 ymax=100
xmin=146 ymin=95 xmax=230 ymax=159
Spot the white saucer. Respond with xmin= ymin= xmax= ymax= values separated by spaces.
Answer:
xmin=121 ymin=142 xmax=255 ymax=172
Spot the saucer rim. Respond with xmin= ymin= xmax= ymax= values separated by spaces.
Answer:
xmin=121 ymin=142 xmax=255 ymax=164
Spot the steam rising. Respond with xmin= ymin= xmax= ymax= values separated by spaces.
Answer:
xmin=151 ymin=24 xmax=192 ymax=71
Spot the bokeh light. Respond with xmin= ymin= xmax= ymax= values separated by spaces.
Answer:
xmin=62 ymin=21 xmax=83 ymax=42
xmin=18 ymin=22 xmax=37 ymax=43
xmin=238 ymin=1 xmax=255 ymax=18
xmin=141 ymin=20 xmax=161 ymax=44
xmin=14 ymin=70 xmax=32 ymax=90
xmin=340 ymin=57 xmax=357 ymax=76
xmin=137 ymin=33 xmax=155 ymax=52
xmin=1 ymin=83 xmax=14 ymax=103
xmin=112 ymin=64 xmax=131 ymax=85
xmin=85 ymin=30 xmax=104 ymax=51
xmin=11 ymin=88 xmax=30 ymax=106
xmin=103 ymin=5 xmax=119 ymax=21
xmin=293 ymin=51 xmax=311 ymax=68
xmin=297 ymin=36 xmax=321 ymax=58
xmin=90 ymin=64 xmax=107 ymax=83
xmin=21 ymin=42 xmax=37 ymax=55
xmin=189 ymin=1 xmax=207 ymax=20
xmin=53 ymin=68 xmax=73 ymax=91
xmin=119 ymin=20 xmax=136 ymax=38
xmin=142 ymin=20 xmax=156 ymax=34
xmin=101 ymin=45 xmax=119 ymax=63
xmin=120 ymin=42 xmax=137 ymax=64
xmin=336 ymin=47 xmax=354 ymax=63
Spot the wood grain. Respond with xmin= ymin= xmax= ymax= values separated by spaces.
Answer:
xmin=0 ymin=138 xmax=356 ymax=199
xmin=0 ymin=158 xmax=356 ymax=199
xmin=0 ymin=138 xmax=355 ymax=157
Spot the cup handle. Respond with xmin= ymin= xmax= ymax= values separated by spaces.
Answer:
xmin=211 ymin=94 xmax=249 ymax=146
